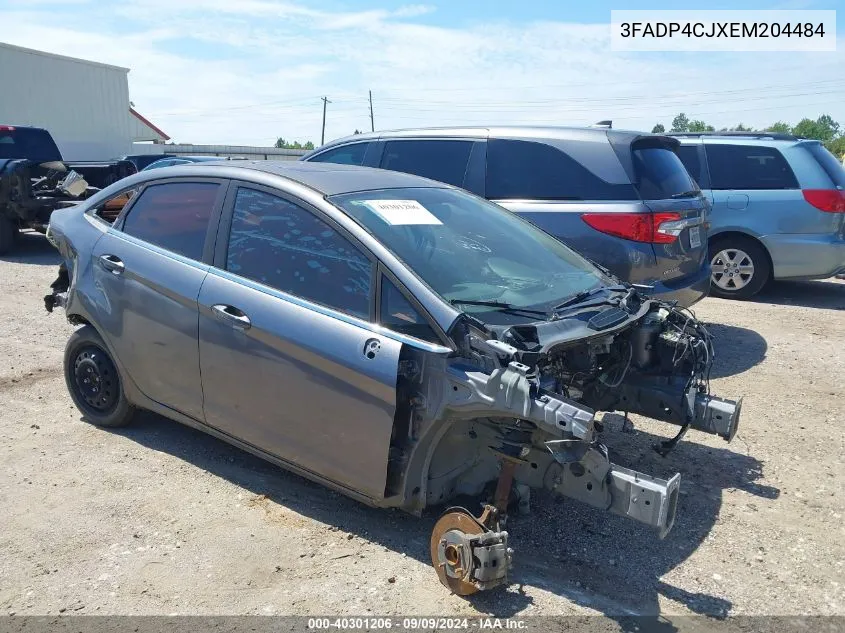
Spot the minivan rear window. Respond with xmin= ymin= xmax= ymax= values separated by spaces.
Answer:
xmin=705 ymin=144 xmax=799 ymax=190
xmin=804 ymin=143 xmax=845 ymax=188
xmin=632 ymin=147 xmax=698 ymax=200
xmin=381 ymin=140 xmax=473 ymax=187
xmin=486 ymin=139 xmax=638 ymax=201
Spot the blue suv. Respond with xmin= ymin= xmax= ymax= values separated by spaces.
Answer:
xmin=673 ymin=132 xmax=845 ymax=299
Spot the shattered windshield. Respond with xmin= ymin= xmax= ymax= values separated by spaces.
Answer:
xmin=330 ymin=187 xmax=609 ymax=321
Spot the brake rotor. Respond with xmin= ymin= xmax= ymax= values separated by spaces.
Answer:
xmin=430 ymin=507 xmax=486 ymax=596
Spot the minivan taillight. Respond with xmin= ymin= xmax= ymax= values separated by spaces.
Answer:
xmin=581 ymin=212 xmax=682 ymax=244
xmin=803 ymin=189 xmax=845 ymax=213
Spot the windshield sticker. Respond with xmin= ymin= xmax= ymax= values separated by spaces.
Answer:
xmin=363 ymin=200 xmax=442 ymax=226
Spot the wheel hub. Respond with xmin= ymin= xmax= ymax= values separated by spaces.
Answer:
xmin=73 ymin=347 xmax=118 ymax=412
xmin=711 ymin=248 xmax=754 ymax=291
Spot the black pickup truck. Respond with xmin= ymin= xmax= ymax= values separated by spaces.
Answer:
xmin=0 ymin=125 xmax=136 ymax=254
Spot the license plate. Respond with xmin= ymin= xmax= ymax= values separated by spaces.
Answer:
xmin=689 ymin=226 xmax=702 ymax=249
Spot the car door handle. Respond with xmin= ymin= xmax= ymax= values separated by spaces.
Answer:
xmin=98 ymin=254 xmax=125 ymax=275
xmin=211 ymin=304 xmax=252 ymax=330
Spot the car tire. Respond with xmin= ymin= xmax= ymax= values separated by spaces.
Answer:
xmin=0 ymin=216 xmax=18 ymax=255
xmin=708 ymin=236 xmax=771 ymax=300
xmin=64 ymin=325 xmax=136 ymax=427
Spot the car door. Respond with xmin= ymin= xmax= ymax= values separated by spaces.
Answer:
xmin=702 ymin=143 xmax=801 ymax=236
xmin=91 ymin=178 xmax=227 ymax=421
xmin=197 ymin=183 xmax=404 ymax=501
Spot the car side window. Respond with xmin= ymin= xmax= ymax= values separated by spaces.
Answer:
xmin=92 ymin=187 xmax=141 ymax=225
xmin=226 ymin=188 xmax=373 ymax=319
xmin=380 ymin=276 xmax=440 ymax=343
xmin=676 ymin=145 xmax=703 ymax=186
xmin=705 ymin=144 xmax=798 ymax=190
xmin=121 ymin=182 xmax=219 ymax=260
xmin=486 ymin=138 xmax=638 ymax=200
xmin=309 ymin=143 xmax=370 ymax=166
xmin=380 ymin=140 xmax=473 ymax=187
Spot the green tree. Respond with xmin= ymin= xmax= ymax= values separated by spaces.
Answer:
xmin=731 ymin=123 xmax=753 ymax=132
xmin=688 ymin=120 xmax=715 ymax=132
xmin=651 ymin=123 xmax=665 ymax=134
xmin=275 ymin=138 xmax=315 ymax=150
xmin=767 ymin=121 xmax=792 ymax=134
xmin=670 ymin=113 xmax=690 ymax=133
xmin=826 ymin=136 xmax=845 ymax=159
xmin=793 ymin=115 xmax=840 ymax=142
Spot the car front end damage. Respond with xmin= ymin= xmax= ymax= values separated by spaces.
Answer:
xmin=387 ymin=293 xmax=741 ymax=594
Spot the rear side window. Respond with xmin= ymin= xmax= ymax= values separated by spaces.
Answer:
xmin=122 ymin=182 xmax=219 ymax=260
xmin=93 ymin=188 xmax=141 ymax=225
xmin=632 ymin=146 xmax=697 ymax=199
xmin=486 ymin=139 xmax=638 ymax=201
xmin=380 ymin=276 xmax=439 ymax=343
xmin=705 ymin=144 xmax=798 ymax=190
xmin=380 ymin=140 xmax=472 ymax=187
xmin=675 ymin=145 xmax=703 ymax=186
xmin=804 ymin=143 xmax=845 ymax=188
xmin=309 ymin=143 xmax=371 ymax=166
xmin=226 ymin=188 xmax=372 ymax=319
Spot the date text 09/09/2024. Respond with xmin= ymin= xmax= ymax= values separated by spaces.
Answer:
xmin=307 ymin=617 xmax=527 ymax=630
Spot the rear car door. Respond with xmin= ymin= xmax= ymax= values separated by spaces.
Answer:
xmin=91 ymin=178 xmax=226 ymax=421
xmin=703 ymin=143 xmax=801 ymax=237
xmin=197 ymin=184 xmax=402 ymax=501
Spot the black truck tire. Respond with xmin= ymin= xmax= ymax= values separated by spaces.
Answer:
xmin=0 ymin=216 xmax=18 ymax=255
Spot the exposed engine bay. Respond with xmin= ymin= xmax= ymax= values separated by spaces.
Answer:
xmin=384 ymin=293 xmax=741 ymax=595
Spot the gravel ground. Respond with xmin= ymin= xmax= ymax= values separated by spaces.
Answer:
xmin=0 ymin=231 xmax=843 ymax=618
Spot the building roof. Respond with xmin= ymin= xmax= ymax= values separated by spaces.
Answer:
xmin=0 ymin=41 xmax=129 ymax=72
xmin=129 ymin=108 xmax=170 ymax=142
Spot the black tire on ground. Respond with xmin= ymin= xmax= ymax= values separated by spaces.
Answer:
xmin=0 ymin=216 xmax=18 ymax=255
xmin=64 ymin=325 xmax=136 ymax=427
xmin=708 ymin=236 xmax=771 ymax=300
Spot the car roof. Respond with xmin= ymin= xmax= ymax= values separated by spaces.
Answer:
xmin=309 ymin=125 xmax=655 ymax=154
xmin=126 ymin=160 xmax=454 ymax=196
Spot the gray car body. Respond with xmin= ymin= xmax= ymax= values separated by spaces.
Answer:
xmin=302 ymin=126 xmax=711 ymax=307
xmin=673 ymin=134 xmax=845 ymax=281
xmin=48 ymin=162 xmax=746 ymax=550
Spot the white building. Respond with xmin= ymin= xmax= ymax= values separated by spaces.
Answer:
xmin=0 ymin=41 xmax=305 ymax=163
xmin=0 ymin=42 xmax=168 ymax=160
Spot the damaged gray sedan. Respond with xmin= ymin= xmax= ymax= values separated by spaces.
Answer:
xmin=45 ymin=162 xmax=741 ymax=595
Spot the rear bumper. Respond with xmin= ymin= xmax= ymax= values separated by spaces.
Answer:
xmin=762 ymin=233 xmax=845 ymax=280
xmin=643 ymin=262 xmax=711 ymax=307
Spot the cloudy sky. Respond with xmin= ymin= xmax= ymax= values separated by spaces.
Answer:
xmin=1 ymin=0 xmax=843 ymax=147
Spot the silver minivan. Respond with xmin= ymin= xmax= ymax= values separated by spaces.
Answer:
xmin=303 ymin=127 xmax=712 ymax=307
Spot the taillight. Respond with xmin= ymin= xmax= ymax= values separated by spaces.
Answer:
xmin=0 ymin=125 xmax=15 ymax=131
xmin=803 ymin=189 xmax=845 ymax=213
xmin=581 ymin=212 xmax=682 ymax=244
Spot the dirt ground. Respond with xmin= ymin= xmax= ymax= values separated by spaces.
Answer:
xmin=0 ymin=231 xmax=843 ymax=618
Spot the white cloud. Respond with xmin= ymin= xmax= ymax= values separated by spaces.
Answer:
xmin=0 ymin=2 xmax=842 ymax=146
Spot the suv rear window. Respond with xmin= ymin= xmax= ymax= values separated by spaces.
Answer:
xmin=705 ymin=144 xmax=798 ymax=190
xmin=486 ymin=139 xmax=638 ymax=201
xmin=380 ymin=140 xmax=473 ymax=187
xmin=632 ymin=146 xmax=697 ymax=199
xmin=0 ymin=127 xmax=62 ymax=162
xmin=310 ymin=143 xmax=371 ymax=166
xmin=804 ymin=143 xmax=845 ymax=188
xmin=675 ymin=145 xmax=703 ymax=186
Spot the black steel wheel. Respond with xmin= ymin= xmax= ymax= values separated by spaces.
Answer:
xmin=64 ymin=326 xmax=136 ymax=427
xmin=72 ymin=346 xmax=119 ymax=414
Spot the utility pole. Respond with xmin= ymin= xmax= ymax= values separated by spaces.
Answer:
xmin=369 ymin=90 xmax=375 ymax=132
xmin=321 ymin=96 xmax=331 ymax=145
